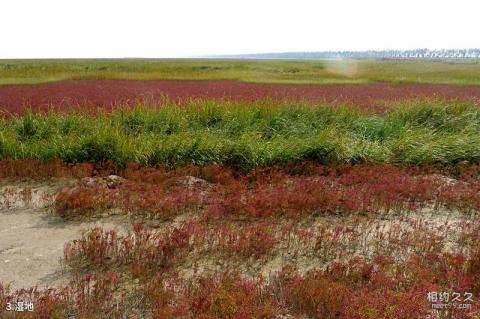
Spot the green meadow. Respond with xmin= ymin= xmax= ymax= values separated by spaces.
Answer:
xmin=1 ymin=59 xmax=480 ymax=85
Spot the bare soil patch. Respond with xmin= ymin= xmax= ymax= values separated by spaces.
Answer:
xmin=0 ymin=180 xmax=129 ymax=290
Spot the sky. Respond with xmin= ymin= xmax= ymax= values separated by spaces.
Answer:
xmin=1 ymin=0 xmax=479 ymax=58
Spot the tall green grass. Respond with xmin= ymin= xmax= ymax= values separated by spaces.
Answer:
xmin=1 ymin=100 xmax=479 ymax=169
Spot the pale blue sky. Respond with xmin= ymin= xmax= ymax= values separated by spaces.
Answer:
xmin=1 ymin=0 xmax=479 ymax=58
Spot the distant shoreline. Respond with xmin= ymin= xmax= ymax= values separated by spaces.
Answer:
xmin=204 ymin=49 xmax=480 ymax=60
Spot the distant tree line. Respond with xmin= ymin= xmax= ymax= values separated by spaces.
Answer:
xmin=214 ymin=49 xmax=480 ymax=59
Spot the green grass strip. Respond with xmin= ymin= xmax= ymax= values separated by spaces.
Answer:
xmin=1 ymin=100 xmax=480 ymax=169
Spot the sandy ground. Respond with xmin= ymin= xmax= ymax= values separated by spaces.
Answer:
xmin=0 ymin=181 xmax=129 ymax=290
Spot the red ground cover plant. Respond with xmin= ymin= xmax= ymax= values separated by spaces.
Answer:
xmin=54 ymin=214 xmax=480 ymax=317
xmin=211 ymin=222 xmax=278 ymax=259
xmin=2 ymin=80 xmax=480 ymax=114
xmin=121 ymin=182 xmax=204 ymax=220
xmin=44 ymin=161 xmax=480 ymax=220
xmin=217 ymin=162 xmax=480 ymax=217
xmin=4 ymin=161 xmax=480 ymax=317
xmin=64 ymin=223 xmax=198 ymax=273
xmin=54 ymin=184 xmax=118 ymax=218
xmin=63 ymin=220 xmax=279 ymax=277
xmin=0 ymin=272 xmax=124 ymax=319
xmin=4 ymin=243 xmax=480 ymax=318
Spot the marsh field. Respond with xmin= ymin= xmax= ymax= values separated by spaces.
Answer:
xmin=1 ymin=59 xmax=480 ymax=318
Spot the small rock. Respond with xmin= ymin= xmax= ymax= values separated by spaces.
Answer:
xmin=427 ymin=174 xmax=457 ymax=186
xmin=173 ymin=176 xmax=210 ymax=189
xmin=104 ymin=175 xmax=125 ymax=189
xmin=80 ymin=175 xmax=125 ymax=189
xmin=80 ymin=177 xmax=98 ymax=187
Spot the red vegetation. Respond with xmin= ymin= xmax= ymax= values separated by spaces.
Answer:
xmin=4 ymin=159 xmax=480 ymax=219
xmin=2 ymin=80 xmax=480 ymax=114
xmin=0 ymin=272 xmax=123 ymax=319
xmin=48 ymin=162 xmax=480 ymax=220
xmin=4 ymin=161 xmax=480 ymax=317
xmin=63 ymin=221 xmax=278 ymax=274
xmin=3 ymin=215 xmax=480 ymax=318
xmin=54 ymin=184 xmax=116 ymax=218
